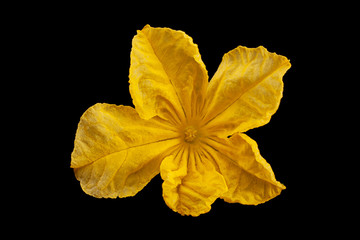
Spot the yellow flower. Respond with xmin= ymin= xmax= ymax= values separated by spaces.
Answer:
xmin=71 ymin=25 xmax=291 ymax=216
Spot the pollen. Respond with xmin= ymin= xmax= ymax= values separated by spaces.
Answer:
xmin=184 ymin=127 xmax=198 ymax=143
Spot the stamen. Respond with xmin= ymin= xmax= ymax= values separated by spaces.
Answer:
xmin=184 ymin=127 xmax=198 ymax=143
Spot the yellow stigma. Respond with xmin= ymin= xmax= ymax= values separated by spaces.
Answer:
xmin=184 ymin=127 xmax=198 ymax=143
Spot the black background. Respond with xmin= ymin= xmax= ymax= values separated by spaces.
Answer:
xmin=17 ymin=5 xmax=345 ymax=236
xmin=58 ymin=22 xmax=305 ymax=227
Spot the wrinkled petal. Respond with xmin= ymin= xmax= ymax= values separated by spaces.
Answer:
xmin=201 ymin=133 xmax=285 ymax=205
xmin=129 ymin=25 xmax=208 ymax=124
xmin=203 ymin=46 xmax=291 ymax=137
xmin=160 ymin=144 xmax=227 ymax=216
xmin=71 ymin=103 xmax=180 ymax=198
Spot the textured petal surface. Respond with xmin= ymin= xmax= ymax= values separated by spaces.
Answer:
xmin=201 ymin=133 xmax=285 ymax=205
xmin=160 ymin=144 xmax=227 ymax=216
xmin=129 ymin=25 xmax=208 ymax=124
xmin=71 ymin=103 xmax=180 ymax=198
xmin=203 ymin=46 xmax=291 ymax=137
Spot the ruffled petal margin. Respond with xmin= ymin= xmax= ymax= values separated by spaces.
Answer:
xmin=129 ymin=25 xmax=208 ymax=124
xmin=160 ymin=144 xmax=227 ymax=216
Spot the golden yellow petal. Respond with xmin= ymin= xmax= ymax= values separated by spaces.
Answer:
xmin=201 ymin=133 xmax=285 ymax=205
xmin=129 ymin=25 xmax=208 ymax=123
xmin=160 ymin=144 xmax=227 ymax=216
xmin=71 ymin=103 xmax=180 ymax=198
xmin=203 ymin=46 xmax=291 ymax=137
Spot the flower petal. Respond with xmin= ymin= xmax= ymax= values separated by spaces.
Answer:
xmin=129 ymin=25 xmax=208 ymax=123
xmin=203 ymin=46 xmax=291 ymax=137
xmin=201 ymin=133 xmax=285 ymax=205
xmin=160 ymin=144 xmax=227 ymax=216
xmin=71 ymin=103 xmax=180 ymax=198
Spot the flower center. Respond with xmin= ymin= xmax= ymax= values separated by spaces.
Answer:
xmin=184 ymin=126 xmax=198 ymax=143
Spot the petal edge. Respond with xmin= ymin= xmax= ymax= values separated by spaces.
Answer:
xmin=129 ymin=25 xmax=208 ymax=122
xmin=160 ymin=145 xmax=227 ymax=216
